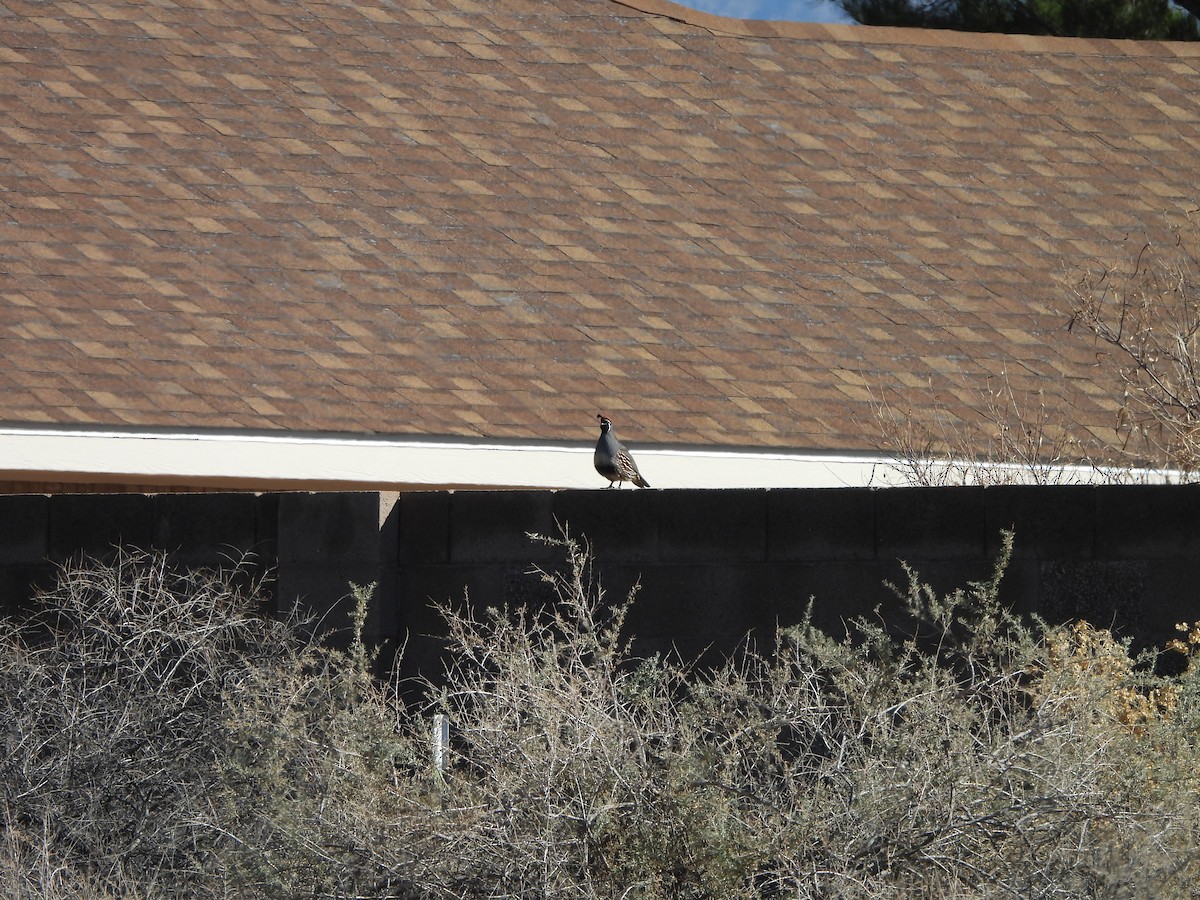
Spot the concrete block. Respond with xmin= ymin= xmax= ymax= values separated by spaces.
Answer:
xmin=275 ymin=564 xmax=373 ymax=642
xmin=399 ymin=563 xmax=512 ymax=642
xmin=152 ymin=493 xmax=260 ymax=568
xmin=409 ymin=561 xmax=561 ymax=621
xmin=767 ymin=488 xmax=875 ymax=561
xmin=401 ymin=565 xmax=485 ymax=626
xmin=876 ymin=486 xmax=986 ymax=561
xmin=48 ymin=493 xmax=153 ymax=561
xmin=378 ymin=491 xmax=399 ymax=566
xmin=886 ymin=557 xmax=1018 ymax=607
xmin=447 ymin=490 xmax=557 ymax=563
xmin=656 ymin=489 xmax=767 ymax=563
xmin=1140 ymin=561 xmax=1200 ymax=647
xmin=997 ymin=559 xmax=1040 ymax=617
xmin=760 ymin=561 xmax=898 ymax=637
xmin=581 ymin=558 xmax=648 ymax=610
xmin=983 ymin=484 xmax=1096 ymax=560
xmin=397 ymin=631 xmax=453 ymax=686
xmin=764 ymin=556 xmax=1030 ymax=647
xmin=396 ymin=562 xmax=530 ymax=685
xmin=369 ymin=493 xmax=401 ymax=641
xmin=0 ymin=564 xmax=55 ymax=615
xmin=0 ymin=495 xmax=49 ymax=564
xmin=1037 ymin=559 xmax=1145 ymax=633
xmin=398 ymin=490 xmax=450 ymax=564
xmin=551 ymin=489 xmax=660 ymax=562
xmin=277 ymin=492 xmax=383 ymax=565
xmin=274 ymin=493 xmax=391 ymax=643
xmin=500 ymin=563 xmax=561 ymax=610
xmin=253 ymin=491 xmax=280 ymax=565
xmin=619 ymin=563 xmax=769 ymax=647
xmin=1095 ymin=484 xmax=1200 ymax=559
xmin=356 ymin=568 xmax=401 ymax=645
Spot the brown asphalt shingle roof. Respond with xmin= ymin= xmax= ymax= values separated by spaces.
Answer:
xmin=2 ymin=0 xmax=1199 ymax=454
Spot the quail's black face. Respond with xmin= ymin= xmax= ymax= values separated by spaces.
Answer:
xmin=596 ymin=414 xmax=612 ymax=433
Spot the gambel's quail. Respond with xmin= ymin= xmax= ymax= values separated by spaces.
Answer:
xmin=594 ymin=414 xmax=650 ymax=488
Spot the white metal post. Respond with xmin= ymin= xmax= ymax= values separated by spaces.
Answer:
xmin=433 ymin=713 xmax=450 ymax=774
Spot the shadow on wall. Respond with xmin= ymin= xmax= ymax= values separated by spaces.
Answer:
xmin=2 ymin=486 xmax=1199 ymax=678
xmin=391 ymin=485 xmax=1200 ymax=679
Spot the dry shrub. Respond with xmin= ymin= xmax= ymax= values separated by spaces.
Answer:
xmin=0 ymin=550 xmax=416 ymax=899
xmin=404 ymin=531 xmax=1200 ymax=898
xmin=1067 ymin=212 xmax=1200 ymax=474
xmin=2 ymin=536 xmax=1199 ymax=898
xmin=872 ymin=215 xmax=1200 ymax=486
xmin=871 ymin=370 xmax=1107 ymax=487
xmin=0 ymin=550 xmax=287 ymax=895
xmin=412 ymin=533 xmax=746 ymax=897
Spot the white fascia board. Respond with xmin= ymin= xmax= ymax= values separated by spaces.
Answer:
xmin=0 ymin=426 xmax=1176 ymax=490
xmin=0 ymin=425 xmax=908 ymax=489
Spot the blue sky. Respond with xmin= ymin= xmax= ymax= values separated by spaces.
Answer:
xmin=677 ymin=0 xmax=857 ymax=24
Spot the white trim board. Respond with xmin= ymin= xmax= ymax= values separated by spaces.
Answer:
xmin=0 ymin=426 xmax=1175 ymax=491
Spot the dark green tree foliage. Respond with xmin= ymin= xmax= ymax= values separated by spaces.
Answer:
xmin=841 ymin=0 xmax=1200 ymax=40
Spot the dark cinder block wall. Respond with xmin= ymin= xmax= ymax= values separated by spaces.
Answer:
xmin=394 ymin=485 xmax=1200 ymax=678
xmin=2 ymin=486 xmax=1200 ymax=679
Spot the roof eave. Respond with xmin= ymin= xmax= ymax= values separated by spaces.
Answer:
xmin=0 ymin=424 xmax=905 ymax=490
xmin=0 ymin=425 xmax=1180 ymax=492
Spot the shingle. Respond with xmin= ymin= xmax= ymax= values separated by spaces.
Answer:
xmin=0 ymin=0 xmax=1197 ymax=457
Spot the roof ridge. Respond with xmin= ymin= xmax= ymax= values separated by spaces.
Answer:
xmin=609 ymin=0 xmax=1200 ymax=55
